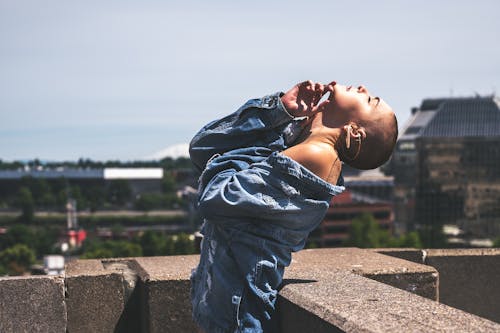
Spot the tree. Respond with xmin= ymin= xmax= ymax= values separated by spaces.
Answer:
xmin=81 ymin=240 xmax=142 ymax=259
xmin=493 ymin=237 xmax=500 ymax=248
xmin=418 ymin=225 xmax=448 ymax=248
xmin=85 ymin=186 xmax=105 ymax=212
xmin=34 ymin=226 xmax=62 ymax=255
xmin=344 ymin=213 xmax=390 ymax=248
xmin=139 ymin=230 xmax=166 ymax=256
xmin=70 ymin=185 xmax=87 ymax=210
xmin=16 ymin=187 xmax=35 ymax=223
xmin=162 ymin=172 xmax=177 ymax=193
xmin=2 ymin=224 xmax=36 ymax=251
xmin=0 ymin=244 xmax=36 ymax=275
xmin=173 ymin=233 xmax=195 ymax=255
xmin=22 ymin=177 xmax=51 ymax=206
xmin=107 ymin=180 xmax=132 ymax=206
xmin=398 ymin=231 xmax=423 ymax=248
xmin=344 ymin=213 xmax=424 ymax=249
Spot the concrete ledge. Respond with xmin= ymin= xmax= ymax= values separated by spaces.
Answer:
xmin=65 ymin=258 xmax=140 ymax=333
xmin=0 ymin=275 xmax=66 ymax=333
xmin=371 ymin=248 xmax=424 ymax=264
xmin=279 ymin=271 xmax=500 ymax=333
xmin=130 ymin=256 xmax=200 ymax=333
xmin=424 ymin=248 xmax=500 ymax=323
xmin=373 ymin=248 xmax=500 ymax=323
xmin=2 ymin=248 xmax=499 ymax=332
xmin=288 ymin=248 xmax=438 ymax=300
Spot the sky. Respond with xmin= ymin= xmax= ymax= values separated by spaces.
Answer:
xmin=1 ymin=0 xmax=499 ymax=161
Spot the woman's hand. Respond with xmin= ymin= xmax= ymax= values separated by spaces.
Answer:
xmin=281 ymin=80 xmax=333 ymax=117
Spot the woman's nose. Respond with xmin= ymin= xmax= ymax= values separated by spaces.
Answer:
xmin=357 ymin=85 xmax=369 ymax=94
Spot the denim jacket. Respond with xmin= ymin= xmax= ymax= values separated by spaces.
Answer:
xmin=189 ymin=92 xmax=345 ymax=333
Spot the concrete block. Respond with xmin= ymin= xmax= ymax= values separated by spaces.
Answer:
xmin=279 ymin=270 xmax=500 ymax=333
xmin=425 ymin=248 xmax=500 ymax=323
xmin=288 ymin=248 xmax=438 ymax=300
xmin=65 ymin=258 xmax=140 ymax=333
xmin=0 ymin=275 xmax=66 ymax=333
xmin=131 ymin=256 xmax=200 ymax=333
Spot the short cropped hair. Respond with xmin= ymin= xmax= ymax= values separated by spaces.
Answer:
xmin=344 ymin=113 xmax=398 ymax=170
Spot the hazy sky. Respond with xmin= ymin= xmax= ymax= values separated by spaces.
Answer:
xmin=1 ymin=0 xmax=499 ymax=161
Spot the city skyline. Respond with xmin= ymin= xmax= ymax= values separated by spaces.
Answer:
xmin=1 ymin=0 xmax=499 ymax=161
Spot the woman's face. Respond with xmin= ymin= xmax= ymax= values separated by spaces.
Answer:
xmin=323 ymin=83 xmax=393 ymax=126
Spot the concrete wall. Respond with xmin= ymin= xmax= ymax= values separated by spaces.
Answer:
xmin=375 ymin=248 xmax=500 ymax=323
xmin=0 ymin=276 xmax=66 ymax=333
xmin=1 ymin=248 xmax=499 ymax=332
xmin=426 ymin=249 xmax=500 ymax=323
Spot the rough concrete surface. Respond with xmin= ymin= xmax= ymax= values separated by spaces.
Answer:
xmin=0 ymin=275 xmax=66 ymax=333
xmin=65 ymin=258 xmax=139 ymax=333
xmin=288 ymin=248 xmax=438 ymax=300
xmin=279 ymin=270 xmax=500 ymax=333
xmin=131 ymin=256 xmax=200 ymax=333
xmin=424 ymin=248 xmax=500 ymax=323
xmin=5 ymin=247 xmax=491 ymax=332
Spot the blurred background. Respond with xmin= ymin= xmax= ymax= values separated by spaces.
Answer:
xmin=0 ymin=0 xmax=499 ymax=276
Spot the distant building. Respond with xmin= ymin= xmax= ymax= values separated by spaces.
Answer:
xmin=43 ymin=255 xmax=65 ymax=275
xmin=310 ymin=170 xmax=394 ymax=247
xmin=392 ymin=96 xmax=500 ymax=238
xmin=0 ymin=167 xmax=164 ymax=197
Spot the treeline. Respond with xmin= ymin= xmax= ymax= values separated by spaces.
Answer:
xmin=342 ymin=213 xmax=423 ymax=248
xmin=0 ymin=224 xmax=197 ymax=276
xmin=0 ymin=224 xmax=61 ymax=276
xmin=0 ymin=157 xmax=193 ymax=170
xmin=0 ymin=177 xmax=185 ymax=216
xmin=81 ymin=231 xmax=196 ymax=259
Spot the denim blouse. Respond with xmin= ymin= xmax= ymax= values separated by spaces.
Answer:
xmin=189 ymin=92 xmax=345 ymax=333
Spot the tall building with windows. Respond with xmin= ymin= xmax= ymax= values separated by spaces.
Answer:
xmin=392 ymin=95 xmax=500 ymax=239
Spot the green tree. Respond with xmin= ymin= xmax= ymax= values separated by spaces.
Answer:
xmin=164 ymin=236 xmax=175 ymax=255
xmin=0 ymin=244 xmax=36 ymax=275
xmin=110 ymin=223 xmax=125 ymax=240
xmin=81 ymin=240 xmax=142 ymax=259
xmin=344 ymin=213 xmax=390 ymax=248
xmin=135 ymin=193 xmax=163 ymax=211
xmin=493 ymin=237 xmax=500 ymax=248
xmin=140 ymin=230 xmax=166 ymax=256
xmin=22 ymin=177 xmax=51 ymax=206
xmin=173 ymin=233 xmax=195 ymax=255
xmin=107 ymin=180 xmax=132 ymax=206
xmin=2 ymin=224 xmax=35 ymax=251
xmin=39 ymin=192 xmax=56 ymax=209
xmin=16 ymin=187 xmax=35 ymax=223
xmin=399 ymin=231 xmax=423 ymax=248
xmin=85 ymin=186 xmax=105 ymax=212
xmin=81 ymin=248 xmax=114 ymax=259
xmin=34 ymin=226 xmax=62 ymax=255
xmin=70 ymin=185 xmax=87 ymax=210
xmin=418 ymin=225 xmax=448 ymax=248
xmin=162 ymin=172 xmax=176 ymax=193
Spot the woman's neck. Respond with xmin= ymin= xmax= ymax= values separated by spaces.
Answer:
xmin=282 ymin=135 xmax=342 ymax=185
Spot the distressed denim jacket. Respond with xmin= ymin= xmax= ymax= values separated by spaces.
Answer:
xmin=189 ymin=92 xmax=345 ymax=333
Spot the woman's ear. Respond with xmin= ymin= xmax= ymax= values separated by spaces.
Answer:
xmin=343 ymin=123 xmax=366 ymax=148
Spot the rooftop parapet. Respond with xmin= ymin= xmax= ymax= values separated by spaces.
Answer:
xmin=0 ymin=248 xmax=499 ymax=332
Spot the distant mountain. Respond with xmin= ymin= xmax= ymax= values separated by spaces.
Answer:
xmin=146 ymin=143 xmax=190 ymax=160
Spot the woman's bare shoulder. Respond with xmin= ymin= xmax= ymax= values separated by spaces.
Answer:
xmin=282 ymin=142 xmax=340 ymax=184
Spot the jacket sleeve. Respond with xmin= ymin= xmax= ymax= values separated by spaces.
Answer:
xmin=189 ymin=92 xmax=307 ymax=172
